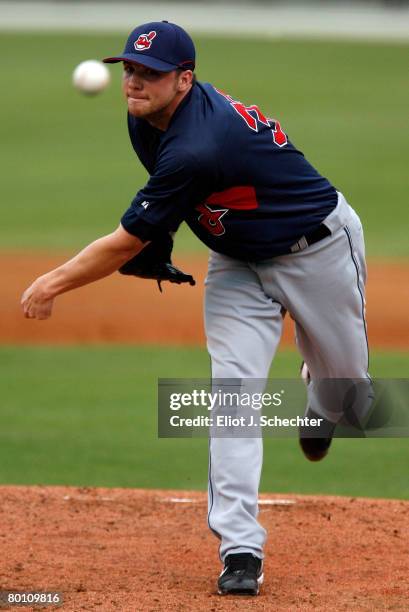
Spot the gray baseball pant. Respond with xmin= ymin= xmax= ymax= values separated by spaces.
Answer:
xmin=204 ymin=192 xmax=369 ymax=561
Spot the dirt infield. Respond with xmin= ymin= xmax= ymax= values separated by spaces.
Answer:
xmin=2 ymin=253 xmax=408 ymax=348
xmin=0 ymin=486 xmax=408 ymax=611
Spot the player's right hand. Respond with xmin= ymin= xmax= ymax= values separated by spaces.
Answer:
xmin=21 ymin=277 xmax=55 ymax=320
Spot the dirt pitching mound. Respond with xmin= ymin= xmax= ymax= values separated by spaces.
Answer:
xmin=2 ymin=253 xmax=409 ymax=349
xmin=0 ymin=486 xmax=408 ymax=611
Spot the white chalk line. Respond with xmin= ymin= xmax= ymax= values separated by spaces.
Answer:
xmin=162 ymin=497 xmax=296 ymax=505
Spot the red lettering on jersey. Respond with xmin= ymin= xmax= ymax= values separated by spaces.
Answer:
xmin=215 ymin=87 xmax=288 ymax=146
xmin=231 ymin=102 xmax=258 ymax=131
xmin=215 ymin=89 xmax=269 ymax=132
xmin=239 ymin=104 xmax=270 ymax=128
xmin=270 ymin=119 xmax=288 ymax=147
xmin=196 ymin=203 xmax=228 ymax=236
xmin=207 ymin=186 xmax=258 ymax=210
xmin=231 ymin=102 xmax=271 ymax=131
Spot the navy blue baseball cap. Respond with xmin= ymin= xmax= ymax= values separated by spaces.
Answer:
xmin=103 ymin=21 xmax=195 ymax=72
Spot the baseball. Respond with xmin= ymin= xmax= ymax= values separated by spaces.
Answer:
xmin=72 ymin=60 xmax=111 ymax=95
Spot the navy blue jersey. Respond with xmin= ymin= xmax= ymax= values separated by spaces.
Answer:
xmin=121 ymin=82 xmax=338 ymax=261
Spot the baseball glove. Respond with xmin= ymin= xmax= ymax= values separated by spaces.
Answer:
xmin=118 ymin=233 xmax=196 ymax=292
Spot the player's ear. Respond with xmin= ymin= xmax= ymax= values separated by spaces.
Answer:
xmin=177 ymin=69 xmax=193 ymax=92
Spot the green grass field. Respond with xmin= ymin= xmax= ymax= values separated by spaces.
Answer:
xmin=1 ymin=33 xmax=408 ymax=256
xmin=0 ymin=346 xmax=408 ymax=498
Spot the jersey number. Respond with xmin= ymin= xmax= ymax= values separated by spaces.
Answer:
xmin=215 ymin=88 xmax=287 ymax=147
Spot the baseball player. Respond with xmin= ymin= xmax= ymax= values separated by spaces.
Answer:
xmin=21 ymin=21 xmax=371 ymax=596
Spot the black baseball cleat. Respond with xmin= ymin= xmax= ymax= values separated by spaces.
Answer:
xmin=299 ymin=429 xmax=333 ymax=462
xmin=299 ymin=361 xmax=335 ymax=462
xmin=218 ymin=553 xmax=263 ymax=596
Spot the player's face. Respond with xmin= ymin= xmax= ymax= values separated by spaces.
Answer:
xmin=122 ymin=62 xmax=191 ymax=128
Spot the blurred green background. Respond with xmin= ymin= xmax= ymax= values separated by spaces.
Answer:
xmin=1 ymin=33 xmax=408 ymax=498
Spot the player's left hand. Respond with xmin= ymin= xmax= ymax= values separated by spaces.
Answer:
xmin=118 ymin=233 xmax=196 ymax=292
xmin=21 ymin=277 xmax=55 ymax=320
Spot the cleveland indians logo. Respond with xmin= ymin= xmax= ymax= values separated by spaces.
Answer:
xmin=134 ymin=31 xmax=157 ymax=51
xmin=197 ymin=203 xmax=229 ymax=237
